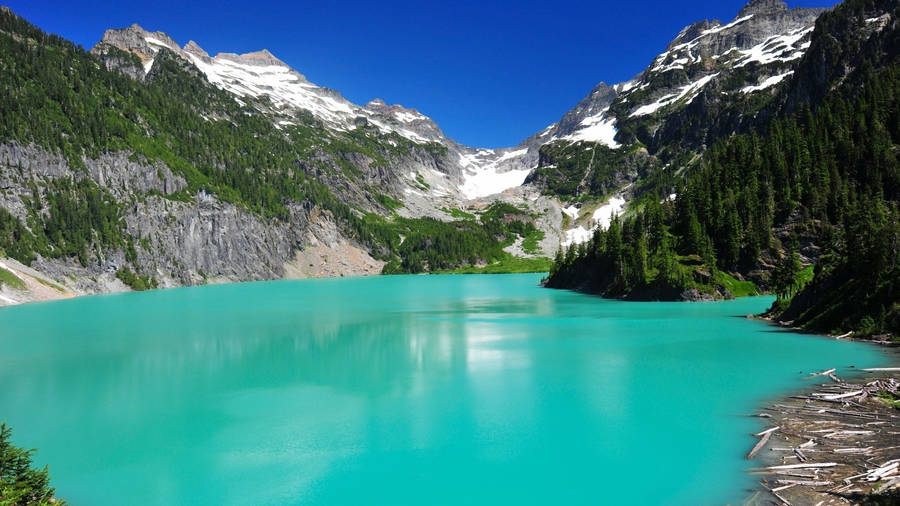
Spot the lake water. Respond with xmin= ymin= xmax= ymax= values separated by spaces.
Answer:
xmin=0 ymin=274 xmax=889 ymax=505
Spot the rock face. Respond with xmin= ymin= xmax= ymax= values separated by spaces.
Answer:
xmin=783 ymin=3 xmax=897 ymax=114
xmin=738 ymin=0 xmax=789 ymax=17
xmin=553 ymin=83 xmax=619 ymax=138
xmin=0 ymin=142 xmax=306 ymax=289
xmin=619 ymin=0 xmax=825 ymax=150
xmin=518 ymin=0 xmax=830 ymax=251
xmin=525 ymin=0 xmax=826 ymax=187
xmin=91 ymin=24 xmax=181 ymax=78
xmin=92 ymin=23 xmax=541 ymax=201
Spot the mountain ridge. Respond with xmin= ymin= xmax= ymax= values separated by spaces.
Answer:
xmin=0 ymin=0 xmax=869 ymax=311
xmin=545 ymin=0 xmax=899 ymax=338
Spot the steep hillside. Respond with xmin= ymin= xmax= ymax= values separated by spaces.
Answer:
xmin=0 ymin=6 xmax=558 ymax=305
xmin=526 ymin=0 xmax=827 ymax=246
xmin=91 ymin=23 xmax=540 ymax=202
xmin=546 ymin=0 xmax=900 ymax=337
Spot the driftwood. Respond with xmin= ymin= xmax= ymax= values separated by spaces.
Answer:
xmin=755 ymin=426 xmax=780 ymax=437
xmin=764 ymin=483 xmax=794 ymax=505
xmin=748 ymin=372 xmax=900 ymax=504
xmin=866 ymin=460 xmax=900 ymax=482
xmin=813 ymin=390 xmax=864 ymax=401
xmin=776 ymin=479 xmax=833 ymax=487
xmin=861 ymin=367 xmax=900 ymax=372
xmin=833 ymin=447 xmax=873 ymax=454
xmin=747 ymin=428 xmax=777 ymax=459
xmin=766 ymin=462 xmax=839 ymax=471
xmin=772 ymin=482 xmax=798 ymax=493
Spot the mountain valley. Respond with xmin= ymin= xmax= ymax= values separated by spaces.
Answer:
xmin=0 ymin=0 xmax=896 ymax=337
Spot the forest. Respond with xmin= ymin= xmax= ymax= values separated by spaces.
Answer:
xmin=0 ymin=8 xmax=538 ymax=277
xmin=547 ymin=0 xmax=900 ymax=336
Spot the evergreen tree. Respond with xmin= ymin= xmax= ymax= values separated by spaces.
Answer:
xmin=0 ymin=423 xmax=63 ymax=505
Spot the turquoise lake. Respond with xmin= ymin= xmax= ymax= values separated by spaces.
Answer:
xmin=0 ymin=273 xmax=890 ymax=505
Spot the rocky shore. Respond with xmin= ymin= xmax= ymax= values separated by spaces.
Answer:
xmin=744 ymin=349 xmax=900 ymax=505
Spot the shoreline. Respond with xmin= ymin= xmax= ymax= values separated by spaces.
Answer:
xmin=0 ymin=253 xmax=554 ymax=309
xmin=742 ymin=345 xmax=900 ymax=505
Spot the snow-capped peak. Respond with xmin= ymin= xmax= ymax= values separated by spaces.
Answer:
xmin=96 ymin=25 xmax=460 ymax=145
xmin=94 ymin=23 xmax=542 ymax=202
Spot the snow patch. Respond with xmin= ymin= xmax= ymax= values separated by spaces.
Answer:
xmin=591 ymin=196 xmax=627 ymax=231
xmin=563 ymin=205 xmax=580 ymax=219
xmin=458 ymin=149 xmax=531 ymax=199
xmin=631 ymin=73 xmax=718 ymax=117
xmin=144 ymin=37 xmax=175 ymax=51
xmin=392 ymin=110 xmax=422 ymax=123
xmin=735 ymin=27 xmax=813 ymax=67
xmin=701 ymin=15 xmax=754 ymax=36
xmin=654 ymin=57 xmax=689 ymax=73
xmin=561 ymin=196 xmax=627 ymax=247
xmin=618 ymin=80 xmax=639 ymax=93
xmin=561 ymin=108 xmax=620 ymax=148
xmin=741 ymin=71 xmax=793 ymax=93
xmin=563 ymin=226 xmax=594 ymax=247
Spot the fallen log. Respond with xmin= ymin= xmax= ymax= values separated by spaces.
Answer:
xmin=747 ymin=428 xmax=776 ymax=460
xmin=867 ymin=461 xmax=899 ymax=481
xmin=766 ymin=463 xmax=839 ymax=471
xmin=776 ymin=479 xmax=833 ymax=487
xmin=764 ymin=484 xmax=794 ymax=505
xmin=813 ymin=390 xmax=864 ymax=401
xmin=755 ymin=426 xmax=780 ymax=437
xmin=825 ymin=430 xmax=874 ymax=437
xmin=833 ymin=447 xmax=873 ymax=454
xmin=772 ymin=482 xmax=798 ymax=493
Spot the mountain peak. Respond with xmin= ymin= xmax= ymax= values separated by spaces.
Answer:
xmin=98 ymin=23 xmax=180 ymax=56
xmin=364 ymin=98 xmax=425 ymax=119
xmin=215 ymin=48 xmax=284 ymax=67
xmin=737 ymin=0 xmax=788 ymax=18
xmin=183 ymin=40 xmax=208 ymax=59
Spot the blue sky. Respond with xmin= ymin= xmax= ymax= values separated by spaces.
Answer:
xmin=7 ymin=0 xmax=835 ymax=148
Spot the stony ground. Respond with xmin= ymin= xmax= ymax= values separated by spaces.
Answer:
xmin=743 ymin=351 xmax=900 ymax=505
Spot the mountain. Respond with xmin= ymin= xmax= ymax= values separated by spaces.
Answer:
xmin=91 ymin=23 xmax=540 ymax=201
xmin=546 ymin=0 xmax=899 ymax=338
xmin=1 ymin=0 xmax=894 ymax=333
xmin=0 ymin=6 xmax=565 ymax=305
xmin=526 ymin=0 xmax=827 ymax=246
